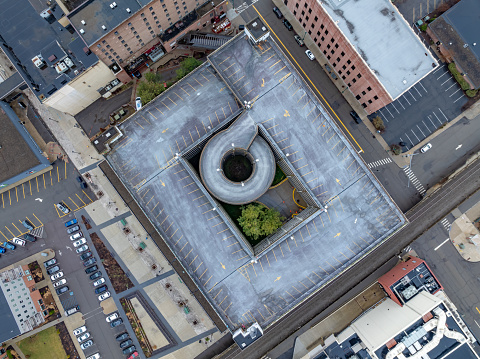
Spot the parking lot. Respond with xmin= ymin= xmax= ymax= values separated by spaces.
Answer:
xmin=394 ymin=0 xmax=445 ymax=24
xmin=372 ymin=63 xmax=468 ymax=150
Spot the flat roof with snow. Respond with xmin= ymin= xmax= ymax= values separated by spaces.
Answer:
xmin=321 ymin=0 xmax=437 ymax=99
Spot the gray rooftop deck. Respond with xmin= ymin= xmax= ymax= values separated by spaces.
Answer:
xmin=106 ymin=34 xmax=406 ymax=331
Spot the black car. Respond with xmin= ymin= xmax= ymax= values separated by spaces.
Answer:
xmin=282 ymin=19 xmax=293 ymax=30
xmin=83 ymin=257 xmax=97 ymax=267
xmin=56 ymin=286 xmax=69 ymax=295
xmin=122 ymin=346 xmax=136 ymax=355
xmin=116 ymin=332 xmax=129 ymax=341
xmin=120 ymin=339 xmax=133 ymax=349
xmin=47 ymin=265 xmax=60 ymax=275
xmin=94 ymin=285 xmax=108 ymax=294
xmin=23 ymin=234 xmax=36 ymax=242
xmin=44 ymin=258 xmax=57 ymax=268
xmin=79 ymin=251 xmax=92 ymax=261
xmin=110 ymin=318 xmax=123 ymax=328
xmin=89 ymin=271 xmax=102 ymax=280
xmin=67 ymin=225 xmax=80 ymax=234
xmin=350 ymin=111 xmax=361 ymax=124
xmin=22 ymin=220 xmax=34 ymax=231
xmin=85 ymin=265 xmax=98 ymax=274
xmin=273 ymin=6 xmax=283 ymax=19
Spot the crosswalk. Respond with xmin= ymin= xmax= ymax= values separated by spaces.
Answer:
xmin=403 ymin=167 xmax=426 ymax=195
xmin=368 ymin=157 xmax=393 ymax=169
xmin=441 ymin=218 xmax=451 ymax=231
xmin=404 ymin=245 xmax=413 ymax=253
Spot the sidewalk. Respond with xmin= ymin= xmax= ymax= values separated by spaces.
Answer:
xmin=449 ymin=200 xmax=480 ymax=262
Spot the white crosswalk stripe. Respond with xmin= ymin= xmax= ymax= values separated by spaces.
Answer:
xmin=441 ymin=218 xmax=451 ymax=231
xmin=404 ymin=245 xmax=412 ymax=252
xmin=367 ymin=157 xmax=393 ymax=169
xmin=403 ymin=167 xmax=426 ymax=195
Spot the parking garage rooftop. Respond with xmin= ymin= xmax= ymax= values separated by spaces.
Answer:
xmin=105 ymin=31 xmax=406 ymax=331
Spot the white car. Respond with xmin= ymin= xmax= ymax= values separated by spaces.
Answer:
xmin=98 ymin=291 xmax=111 ymax=301
xmin=70 ymin=232 xmax=83 ymax=240
xmin=80 ymin=340 xmax=93 ymax=350
xmin=93 ymin=278 xmax=106 ymax=287
xmin=135 ymin=97 xmax=142 ymax=111
xmin=11 ymin=237 xmax=26 ymax=246
xmin=53 ymin=278 xmax=67 ymax=288
xmin=77 ymin=332 xmax=91 ymax=343
xmin=86 ymin=354 xmax=101 ymax=359
xmin=305 ymin=49 xmax=315 ymax=61
xmin=56 ymin=203 xmax=70 ymax=214
xmin=73 ymin=325 xmax=87 ymax=336
xmin=420 ymin=143 xmax=432 ymax=153
xmin=105 ymin=312 xmax=119 ymax=323
xmin=76 ymin=244 xmax=89 ymax=253
xmin=50 ymin=272 xmax=64 ymax=281
xmin=73 ymin=238 xmax=87 ymax=248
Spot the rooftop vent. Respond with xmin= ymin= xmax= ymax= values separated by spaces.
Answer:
xmin=110 ymin=2 xmax=117 ymax=8
xmin=262 ymin=26 xmax=266 ymax=31
xmin=102 ymin=25 xmax=107 ymax=30
xmin=81 ymin=20 xmax=86 ymax=25
xmin=80 ymin=29 xmax=85 ymax=34
xmin=126 ymin=8 xmax=131 ymax=13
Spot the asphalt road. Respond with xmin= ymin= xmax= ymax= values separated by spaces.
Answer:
xmin=212 ymin=153 xmax=480 ymax=358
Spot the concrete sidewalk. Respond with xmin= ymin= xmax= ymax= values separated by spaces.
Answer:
xmin=450 ymin=200 xmax=480 ymax=262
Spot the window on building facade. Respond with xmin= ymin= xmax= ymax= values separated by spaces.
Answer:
xmin=335 ymin=44 xmax=339 ymax=49
xmin=295 ymin=3 xmax=299 ymax=7
xmin=352 ymin=78 xmax=357 ymax=83
xmin=151 ymin=30 xmax=155 ymax=34
xmin=128 ymin=22 xmax=132 ymax=26
xmin=357 ymin=73 xmax=362 ymax=79
xmin=314 ymin=37 xmax=317 ymax=42
xmin=327 ymin=55 xmax=331 ymax=60
xmin=310 ymin=23 xmax=314 ymax=28
xmin=368 ymin=99 xmax=372 ymax=104
xmin=148 ymin=26 xmax=152 ymax=30
xmin=362 ymin=103 xmax=367 ymax=108
xmin=308 ymin=8 xmax=312 ymax=13
xmin=356 ymin=94 xmax=361 ymax=100
xmin=362 ymin=91 xmax=366 ymax=95
xmin=374 ymin=95 xmax=379 ymax=100
xmin=293 ymin=10 xmax=297 ymax=15
xmin=336 ymin=57 xmax=340 ymax=62
xmin=325 ymin=29 xmax=328 ymax=34
xmin=321 ymin=36 xmax=325 ymax=41
xmin=97 ymin=44 xmax=101 ymax=48
xmin=323 ymin=50 xmax=327 ymax=55
xmin=330 ymin=38 xmax=334 ymax=43
xmin=327 ymin=44 xmax=330 ymax=49
xmin=330 ymin=49 xmax=334 ymax=54
xmin=351 ymin=65 xmax=356 ymax=70
xmin=320 ymin=24 xmax=324 ymax=29
xmin=301 ymin=10 xmax=305 ymax=15
xmin=306 ymin=15 xmax=309 ymax=21
xmin=346 ymin=70 xmax=351 ymax=75
xmin=342 ymin=75 xmax=346 ymax=80
xmin=308 ymin=30 xmax=311 ymax=35
xmin=114 ymin=31 xmax=118 ymax=35
xmin=367 ymin=86 xmax=372 ymax=91
xmin=141 ymin=13 xmax=145 ymax=17
xmin=341 ymin=51 xmax=345 ymax=56
xmin=347 ymin=59 xmax=351 ymax=64
xmin=154 ymin=16 xmax=158 ymax=20
xmin=124 ymin=44 xmax=128 ymax=47
xmin=149 ymin=6 xmax=153 ymax=10
xmin=342 ymin=65 xmax=346 ymax=70
xmin=146 ymin=22 xmax=150 ymax=26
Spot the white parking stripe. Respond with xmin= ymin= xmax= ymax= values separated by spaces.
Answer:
xmin=445 ymin=83 xmax=456 ymax=92
xmin=418 ymin=82 xmax=428 ymax=93
xmin=454 ymin=94 xmax=465 ymax=103
xmin=405 ymin=133 xmax=414 ymax=145
xmin=402 ymin=94 xmax=411 ymax=106
xmin=433 ymin=66 xmax=444 ymax=74
xmin=408 ymin=90 xmax=417 ymax=101
xmin=438 ymin=108 xmax=448 ymax=122
xmin=416 ymin=124 xmax=426 ymax=138
xmin=432 ymin=111 xmax=442 ymax=125
xmin=390 ymin=102 xmax=400 ymax=114
xmin=437 ymin=71 xmax=449 ymax=80
xmin=384 ymin=106 xmax=394 ymax=119
xmin=428 ymin=116 xmax=436 ymax=129
xmin=413 ymin=86 xmax=422 ymax=97
xmin=422 ymin=120 xmax=432 ymax=133
xmin=411 ymin=129 xmax=421 ymax=142
xmin=449 ymin=88 xmax=461 ymax=97
xmin=441 ymin=77 xmax=452 ymax=86
xmin=397 ymin=100 xmax=405 ymax=110
xmin=399 ymin=137 xmax=410 ymax=150
xmin=377 ymin=108 xmax=389 ymax=122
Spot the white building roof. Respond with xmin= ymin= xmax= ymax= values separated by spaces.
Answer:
xmin=350 ymin=291 xmax=442 ymax=351
xmin=321 ymin=0 xmax=437 ymax=99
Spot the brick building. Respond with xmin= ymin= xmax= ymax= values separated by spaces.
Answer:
xmin=68 ymin=0 xmax=226 ymax=82
xmin=284 ymin=0 xmax=437 ymax=114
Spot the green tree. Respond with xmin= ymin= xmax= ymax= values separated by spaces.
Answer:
xmin=238 ymin=204 xmax=284 ymax=240
xmin=137 ymin=80 xmax=165 ymax=104
xmin=176 ymin=57 xmax=203 ymax=79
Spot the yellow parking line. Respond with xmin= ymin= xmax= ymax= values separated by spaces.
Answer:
xmin=22 ymin=183 xmax=25 ymax=199
xmin=57 ymin=166 xmax=60 ymax=182
xmin=36 ymin=177 xmax=39 ymax=192
xmin=43 ymin=174 xmax=46 ymax=189
xmin=5 ymin=226 xmax=14 ymax=237
xmin=0 ymin=230 xmax=8 ymax=240
xmin=26 ymin=216 xmax=39 ymax=228
xmin=29 ymin=180 xmax=32 ymax=195
xmin=12 ymin=223 xmax=21 ymax=234
xmin=82 ymin=190 xmax=93 ymax=203
xmin=15 ymin=187 xmax=18 ymax=202
xmin=64 ymin=162 xmax=67 ymax=179
xmin=1 ymin=193 xmax=3 ymax=208
xmin=50 ymin=170 xmax=53 ymax=186
xmin=69 ymin=197 xmax=80 ymax=209
xmin=75 ymin=193 xmax=86 ymax=206
xmin=8 ymin=190 xmax=11 ymax=206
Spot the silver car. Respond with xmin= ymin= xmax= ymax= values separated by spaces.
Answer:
xmin=77 ymin=332 xmax=91 ymax=343
xmin=80 ymin=339 xmax=93 ymax=350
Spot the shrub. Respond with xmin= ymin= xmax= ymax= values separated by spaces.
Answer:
xmin=372 ymin=116 xmax=385 ymax=131
xmin=390 ymin=144 xmax=402 ymax=155
xmin=466 ymin=89 xmax=478 ymax=98
xmin=176 ymin=57 xmax=203 ymax=80
xmin=448 ymin=63 xmax=471 ymax=91
xmin=419 ymin=23 xmax=428 ymax=32
xmin=238 ymin=204 xmax=285 ymax=240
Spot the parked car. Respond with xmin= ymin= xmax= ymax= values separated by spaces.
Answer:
xmin=4 ymin=242 xmax=16 ymax=250
xmin=77 ymin=332 xmax=91 ymax=343
xmin=0 ymin=247 xmax=5 ymax=254
xmin=95 ymin=285 xmax=108 ymax=294
xmin=89 ymin=271 xmax=102 ymax=280
xmin=22 ymin=220 xmax=34 ymax=231
xmin=85 ymin=265 xmax=98 ymax=274
xmin=98 ymin=291 xmax=110 ymax=301
xmin=93 ymin=278 xmax=106 ymax=287
xmin=76 ymin=244 xmax=89 ymax=254
xmin=294 ymin=34 xmax=304 ymax=47
xmin=120 ymin=339 xmax=133 ymax=349
xmin=305 ymin=49 xmax=315 ymax=61
xmin=83 ymin=257 xmax=96 ymax=267
xmin=349 ymin=111 xmax=361 ymax=124
xmin=65 ymin=305 xmax=80 ymax=316
xmin=127 ymin=352 xmax=139 ymax=359
xmin=73 ymin=325 xmax=87 ymax=336
xmin=80 ymin=340 xmax=93 ymax=350
xmin=11 ymin=238 xmax=26 ymax=246
xmin=65 ymin=219 xmax=77 ymax=227
xmin=23 ymin=233 xmax=36 ymax=242
xmin=67 ymin=225 xmax=80 ymax=234
xmin=56 ymin=286 xmax=69 ymax=295
xmin=79 ymin=251 xmax=92 ymax=261
xmin=44 ymin=258 xmax=57 ymax=268
xmin=135 ymin=97 xmax=142 ymax=111
xmin=53 ymin=279 xmax=67 ymax=288
xmin=420 ymin=143 xmax=432 ymax=153
xmin=47 ymin=266 xmax=60 ymax=275
xmin=110 ymin=318 xmax=123 ymax=328
xmin=73 ymin=238 xmax=86 ymax=247
xmin=50 ymin=272 xmax=64 ymax=281
xmin=273 ymin=6 xmax=283 ymax=18
xmin=116 ymin=332 xmax=129 ymax=341
xmin=106 ymin=312 xmax=119 ymax=322
xmin=282 ymin=19 xmax=293 ymax=30
xmin=122 ymin=346 xmax=136 ymax=355
xmin=86 ymin=353 xmax=100 ymax=359
xmin=70 ymin=232 xmax=83 ymax=241
xmin=56 ymin=203 xmax=70 ymax=214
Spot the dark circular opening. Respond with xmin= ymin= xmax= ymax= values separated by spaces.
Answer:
xmin=223 ymin=154 xmax=253 ymax=182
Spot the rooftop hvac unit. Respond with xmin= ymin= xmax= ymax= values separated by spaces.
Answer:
xmin=126 ymin=8 xmax=131 ymax=13
xmin=80 ymin=29 xmax=85 ymax=34
xmin=110 ymin=3 xmax=114 ymax=8
xmin=81 ymin=20 xmax=86 ymax=25
xmin=102 ymin=25 xmax=107 ymax=30
xmin=112 ymin=2 xmax=117 ymax=6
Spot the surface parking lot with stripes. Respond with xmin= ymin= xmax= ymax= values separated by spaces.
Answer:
xmin=107 ymin=36 xmax=406 ymax=330
xmin=374 ymin=63 xmax=468 ymax=150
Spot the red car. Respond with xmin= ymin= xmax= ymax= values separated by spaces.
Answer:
xmin=127 ymin=352 xmax=139 ymax=359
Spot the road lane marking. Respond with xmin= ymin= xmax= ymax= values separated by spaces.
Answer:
xmin=434 ymin=238 xmax=450 ymax=251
